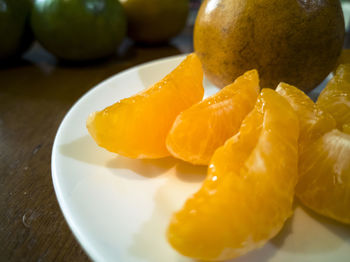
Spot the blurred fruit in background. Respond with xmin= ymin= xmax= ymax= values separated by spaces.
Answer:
xmin=0 ymin=0 xmax=33 ymax=61
xmin=120 ymin=0 xmax=189 ymax=44
xmin=31 ymin=0 xmax=127 ymax=61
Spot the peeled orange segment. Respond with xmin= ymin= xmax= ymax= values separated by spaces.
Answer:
xmin=276 ymin=82 xmax=336 ymax=153
xmin=276 ymin=83 xmax=350 ymax=224
xmin=317 ymin=64 xmax=350 ymax=129
xmin=167 ymin=89 xmax=299 ymax=261
xmin=166 ymin=70 xmax=260 ymax=165
xmin=296 ymin=129 xmax=350 ymax=224
xmin=87 ymin=53 xmax=204 ymax=158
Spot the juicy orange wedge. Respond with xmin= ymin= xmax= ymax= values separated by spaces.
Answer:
xmin=317 ymin=64 xmax=350 ymax=130
xmin=87 ymin=53 xmax=204 ymax=158
xmin=276 ymin=82 xmax=336 ymax=152
xmin=166 ymin=70 xmax=260 ymax=165
xmin=276 ymin=82 xmax=350 ymax=224
xmin=167 ymin=89 xmax=299 ymax=260
xmin=297 ymin=129 xmax=350 ymax=224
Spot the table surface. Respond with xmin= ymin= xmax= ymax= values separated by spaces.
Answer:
xmin=0 ymin=24 xmax=349 ymax=261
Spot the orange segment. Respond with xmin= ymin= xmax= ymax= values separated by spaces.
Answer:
xmin=317 ymin=64 xmax=350 ymax=130
xmin=276 ymin=82 xmax=336 ymax=153
xmin=276 ymin=83 xmax=350 ymax=224
xmin=87 ymin=53 xmax=204 ymax=158
xmin=297 ymin=129 xmax=350 ymax=224
xmin=167 ymin=89 xmax=299 ymax=260
xmin=166 ymin=70 xmax=260 ymax=165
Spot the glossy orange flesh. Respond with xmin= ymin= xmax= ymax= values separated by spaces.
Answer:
xmin=87 ymin=53 xmax=204 ymax=158
xmin=277 ymin=82 xmax=350 ymax=224
xmin=317 ymin=64 xmax=350 ymax=130
xmin=276 ymin=82 xmax=336 ymax=153
xmin=297 ymin=129 xmax=350 ymax=224
xmin=166 ymin=70 xmax=260 ymax=165
xmin=167 ymin=89 xmax=299 ymax=260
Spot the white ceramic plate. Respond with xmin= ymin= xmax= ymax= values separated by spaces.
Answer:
xmin=52 ymin=55 xmax=350 ymax=262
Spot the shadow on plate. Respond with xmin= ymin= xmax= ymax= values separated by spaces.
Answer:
xmin=106 ymin=155 xmax=208 ymax=182
xmin=299 ymin=203 xmax=350 ymax=238
xmin=59 ymin=135 xmax=177 ymax=178
xmin=106 ymin=156 xmax=177 ymax=179
xmin=175 ymin=160 xmax=207 ymax=183
xmin=60 ymin=135 xmax=208 ymax=181
xmin=59 ymin=135 xmax=111 ymax=166
xmin=269 ymin=199 xmax=349 ymax=255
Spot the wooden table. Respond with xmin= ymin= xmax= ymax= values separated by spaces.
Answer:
xmin=0 ymin=24 xmax=349 ymax=261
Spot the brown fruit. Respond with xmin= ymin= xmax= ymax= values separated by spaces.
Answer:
xmin=194 ymin=0 xmax=345 ymax=92
xmin=120 ymin=0 xmax=189 ymax=44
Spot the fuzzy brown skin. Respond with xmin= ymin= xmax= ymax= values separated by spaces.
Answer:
xmin=194 ymin=0 xmax=345 ymax=92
